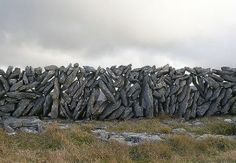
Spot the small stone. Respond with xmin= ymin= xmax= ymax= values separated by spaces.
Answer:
xmin=224 ymin=119 xmax=233 ymax=123
xmin=171 ymin=128 xmax=187 ymax=134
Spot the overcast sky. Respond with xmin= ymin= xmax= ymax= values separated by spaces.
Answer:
xmin=0 ymin=0 xmax=236 ymax=69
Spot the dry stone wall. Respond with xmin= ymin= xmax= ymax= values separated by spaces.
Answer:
xmin=0 ymin=64 xmax=236 ymax=120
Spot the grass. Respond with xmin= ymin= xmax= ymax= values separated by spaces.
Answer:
xmin=0 ymin=116 xmax=236 ymax=162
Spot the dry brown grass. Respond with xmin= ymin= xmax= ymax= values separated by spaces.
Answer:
xmin=0 ymin=116 xmax=236 ymax=162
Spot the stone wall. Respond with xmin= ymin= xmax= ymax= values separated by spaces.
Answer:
xmin=0 ymin=64 xmax=235 ymax=120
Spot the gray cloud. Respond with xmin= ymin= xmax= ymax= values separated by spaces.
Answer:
xmin=0 ymin=0 xmax=236 ymax=69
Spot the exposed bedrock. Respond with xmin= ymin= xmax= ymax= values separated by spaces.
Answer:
xmin=0 ymin=64 xmax=235 ymax=121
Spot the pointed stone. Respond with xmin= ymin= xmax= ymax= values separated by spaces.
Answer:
xmin=51 ymin=78 xmax=60 ymax=119
xmin=0 ymin=76 xmax=9 ymax=92
xmin=141 ymin=75 xmax=153 ymax=118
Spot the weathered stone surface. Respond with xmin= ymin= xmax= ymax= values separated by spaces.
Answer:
xmin=221 ymin=66 xmax=236 ymax=72
xmin=73 ymin=99 xmax=84 ymax=120
xmin=99 ymin=100 xmax=121 ymax=120
xmin=6 ymin=92 xmax=39 ymax=99
xmin=92 ymin=129 xmax=162 ymax=146
xmin=22 ymin=72 xmax=29 ymax=84
xmin=221 ymin=88 xmax=233 ymax=106
xmin=120 ymin=107 xmax=133 ymax=120
xmin=98 ymin=80 xmax=115 ymax=103
xmin=83 ymin=66 xmax=96 ymax=73
xmin=0 ymin=76 xmax=9 ymax=92
xmin=18 ymin=81 xmax=39 ymax=91
xmin=206 ymin=89 xmax=225 ymax=116
xmin=190 ymin=92 xmax=199 ymax=119
xmin=210 ymin=87 xmax=222 ymax=101
xmin=107 ymin=106 xmax=125 ymax=120
xmin=229 ymin=101 xmax=236 ymax=114
xmin=2 ymin=116 xmax=44 ymax=133
xmin=133 ymin=102 xmax=143 ymax=117
xmin=204 ymin=76 xmax=219 ymax=88
xmin=127 ymin=83 xmax=141 ymax=97
xmin=221 ymin=96 xmax=236 ymax=114
xmin=205 ymin=88 xmax=213 ymax=100
xmin=196 ymin=102 xmax=211 ymax=117
xmin=43 ymin=94 xmax=53 ymax=116
xmin=0 ymin=104 xmax=15 ymax=113
xmin=120 ymin=89 xmax=128 ymax=106
xmin=86 ymin=88 xmax=100 ymax=118
xmin=41 ymin=71 xmax=55 ymax=85
xmin=51 ymin=78 xmax=60 ymax=118
xmin=220 ymin=74 xmax=236 ymax=82
xmin=178 ymin=86 xmax=191 ymax=117
xmin=44 ymin=65 xmax=58 ymax=71
xmin=12 ymin=99 xmax=31 ymax=117
xmin=10 ymin=80 xmax=23 ymax=91
xmin=28 ymin=96 xmax=45 ymax=116
xmin=141 ymin=76 xmax=153 ymax=118
xmin=63 ymin=67 xmax=79 ymax=89
xmin=22 ymin=102 xmax=34 ymax=116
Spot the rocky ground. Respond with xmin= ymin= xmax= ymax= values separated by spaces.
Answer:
xmin=0 ymin=115 xmax=236 ymax=162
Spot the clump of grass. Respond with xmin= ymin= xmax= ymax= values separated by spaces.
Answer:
xmin=101 ymin=118 xmax=172 ymax=133
xmin=130 ymin=141 xmax=172 ymax=162
xmin=0 ymin=127 xmax=63 ymax=150
xmin=169 ymin=116 xmax=236 ymax=135
xmin=1 ymin=117 xmax=236 ymax=162
xmin=195 ymin=117 xmax=236 ymax=135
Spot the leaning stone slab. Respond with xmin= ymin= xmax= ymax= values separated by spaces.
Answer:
xmin=98 ymin=80 xmax=116 ymax=103
xmin=28 ymin=96 xmax=45 ymax=116
xmin=12 ymin=99 xmax=31 ymax=117
xmin=0 ymin=76 xmax=9 ymax=92
xmin=99 ymin=100 xmax=121 ymax=120
xmin=196 ymin=102 xmax=211 ymax=117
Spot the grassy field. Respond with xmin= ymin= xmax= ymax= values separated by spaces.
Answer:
xmin=0 ymin=116 xmax=236 ymax=163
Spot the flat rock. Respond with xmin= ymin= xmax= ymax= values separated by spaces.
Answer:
xmin=2 ymin=116 xmax=44 ymax=133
